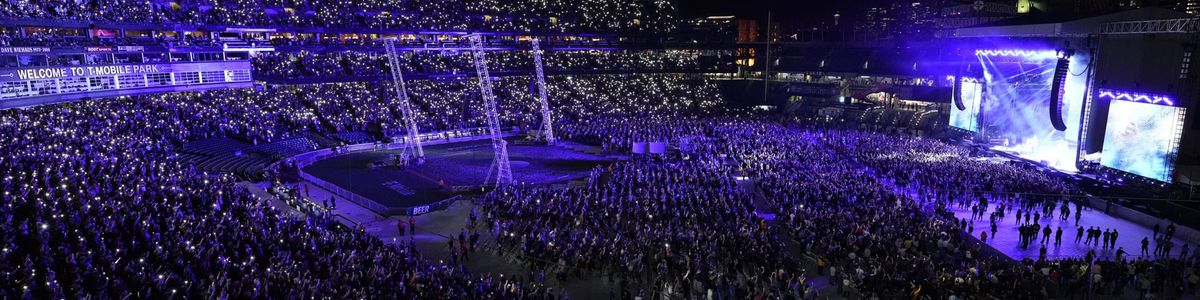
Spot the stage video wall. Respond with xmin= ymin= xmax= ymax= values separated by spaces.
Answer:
xmin=977 ymin=51 xmax=1089 ymax=171
xmin=949 ymin=78 xmax=982 ymax=132
xmin=1101 ymin=98 xmax=1184 ymax=182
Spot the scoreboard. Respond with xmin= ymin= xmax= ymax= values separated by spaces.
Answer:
xmin=0 ymin=60 xmax=253 ymax=109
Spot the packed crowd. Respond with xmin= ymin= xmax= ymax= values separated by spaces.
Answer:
xmin=0 ymin=33 xmax=220 ymax=48
xmin=483 ymin=159 xmax=799 ymax=298
xmin=0 ymin=71 xmax=728 ymax=296
xmin=0 ymin=0 xmax=677 ymax=33
xmin=740 ymin=125 xmax=1076 ymax=298
xmin=252 ymin=49 xmax=733 ymax=80
xmin=0 ymin=96 xmax=562 ymax=298
xmin=1 ymin=44 xmax=1197 ymax=299
xmin=0 ymin=31 xmax=624 ymax=49
xmin=16 ymin=73 xmax=707 ymax=147
xmin=481 ymin=111 xmax=1200 ymax=298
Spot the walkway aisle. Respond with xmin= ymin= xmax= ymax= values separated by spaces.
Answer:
xmin=947 ymin=201 xmax=1195 ymax=261
xmin=292 ymin=181 xmax=381 ymax=228
xmin=734 ymin=177 xmax=847 ymax=300
xmin=239 ymin=182 xmax=308 ymax=219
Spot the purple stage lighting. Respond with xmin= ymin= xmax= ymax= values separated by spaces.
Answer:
xmin=974 ymin=49 xmax=1058 ymax=59
xmin=975 ymin=46 xmax=1089 ymax=172
xmin=1098 ymin=89 xmax=1175 ymax=106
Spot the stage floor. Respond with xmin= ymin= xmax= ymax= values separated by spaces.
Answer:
xmin=948 ymin=203 xmax=1194 ymax=261
xmin=303 ymin=138 xmax=612 ymax=209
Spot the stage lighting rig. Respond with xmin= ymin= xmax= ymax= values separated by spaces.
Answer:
xmin=1055 ymin=49 xmax=1074 ymax=59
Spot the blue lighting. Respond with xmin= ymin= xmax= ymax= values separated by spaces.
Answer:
xmin=1098 ymin=89 xmax=1176 ymax=106
xmin=974 ymin=49 xmax=1058 ymax=59
xmin=1100 ymin=99 xmax=1184 ymax=182
xmin=976 ymin=50 xmax=1089 ymax=172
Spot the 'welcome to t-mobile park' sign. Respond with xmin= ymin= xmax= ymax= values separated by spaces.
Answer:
xmin=12 ymin=65 xmax=165 ymax=81
xmin=0 ymin=61 xmax=250 ymax=82
xmin=0 ymin=61 xmax=253 ymax=109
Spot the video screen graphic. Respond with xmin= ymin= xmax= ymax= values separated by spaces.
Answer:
xmin=1100 ymin=99 xmax=1184 ymax=182
xmin=949 ymin=78 xmax=982 ymax=132
xmin=977 ymin=49 xmax=1088 ymax=171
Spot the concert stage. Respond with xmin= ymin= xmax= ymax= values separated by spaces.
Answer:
xmin=302 ymin=138 xmax=612 ymax=214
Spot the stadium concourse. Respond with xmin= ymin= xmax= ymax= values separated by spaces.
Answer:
xmin=3 ymin=1 xmax=1200 ymax=300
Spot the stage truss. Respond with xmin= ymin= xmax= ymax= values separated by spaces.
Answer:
xmin=469 ymin=34 xmax=514 ymax=186
xmin=384 ymin=39 xmax=425 ymax=163
xmin=531 ymin=38 xmax=557 ymax=144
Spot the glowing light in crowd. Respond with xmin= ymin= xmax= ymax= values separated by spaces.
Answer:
xmin=1098 ymin=89 xmax=1175 ymax=106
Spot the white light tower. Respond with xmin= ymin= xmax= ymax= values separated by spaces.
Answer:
xmin=530 ymin=38 xmax=556 ymax=144
xmin=383 ymin=39 xmax=425 ymax=163
xmin=468 ymin=34 xmax=513 ymax=186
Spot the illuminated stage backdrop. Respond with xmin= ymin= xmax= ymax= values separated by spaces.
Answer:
xmin=1099 ymin=90 xmax=1185 ymax=182
xmin=976 ymin=49 xmax=1089 ymax=172
xmin=950 ymin=77 xmax=983 ymax=132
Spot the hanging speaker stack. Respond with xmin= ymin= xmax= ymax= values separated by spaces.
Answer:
xmin=1048 ymin=49 xmax=1073 ymax=131
xmin=954 ymin=76 xmax=967 ymax=111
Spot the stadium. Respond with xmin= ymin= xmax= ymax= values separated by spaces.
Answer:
xmin=2 ymin=0 xmax=1200 ymax=299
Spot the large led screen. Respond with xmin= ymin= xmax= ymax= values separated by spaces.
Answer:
xmin=949 ymin=79 xmax=982 ymax=132
xmin=1100 ymin=100 xmax=1183 ymax=182
xmin=979 ymin=52 xmax=1089 ymax=172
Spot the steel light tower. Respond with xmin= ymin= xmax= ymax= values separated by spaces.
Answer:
xmin=468 ymin=34 xmax=513 ymax=186
xmin=383 ymin=39 xmax=425 ymax=163
xmin=530 ymin=38 xmax=556 ymax=144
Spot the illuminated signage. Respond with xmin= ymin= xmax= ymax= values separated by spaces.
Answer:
xmin=0 ymin=61 xmax=253 ymax=106
xmin=10 ymin=65 xmax=162 ymax=81
xmin=974 ymin=49 xmax=1056 ymax=58
xmin=411 ymin=206 xmax=431 ymax=215
xmin=86 ymin=46 xmax=114 ymax=52
xmin=0 ymin=62 xmax=245 ymax=83
xmin=117 ymin=46 xmax=145 ymax=52
xmin=1098 ymin=89 xmax=1175 ymax=106
xmin=0 ymin=47 xmax=51 ymax=53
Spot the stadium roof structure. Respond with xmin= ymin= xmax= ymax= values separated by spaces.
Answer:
xmin=954 ymin=7 xmax=1190 ymax=37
